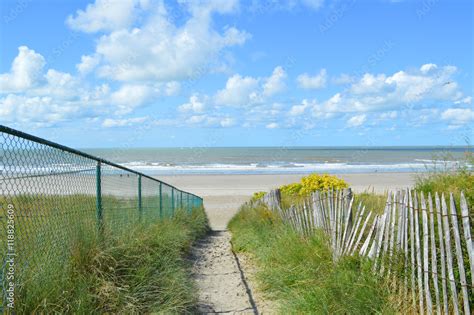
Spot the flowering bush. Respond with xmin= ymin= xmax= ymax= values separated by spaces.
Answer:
xmin=280 ymin=183 xmax=303 ymax=196
xmin=251 ymin=191 xmax=266 ymax=201
xmin=280 ymin=174 xmax=348 ymax=196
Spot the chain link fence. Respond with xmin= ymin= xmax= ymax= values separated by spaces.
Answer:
xmin=0 ymin=125 xmax=203 ymax=311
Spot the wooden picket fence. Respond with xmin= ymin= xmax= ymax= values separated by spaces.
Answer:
xmin=262 ymin=188 xmax=473 ymax=314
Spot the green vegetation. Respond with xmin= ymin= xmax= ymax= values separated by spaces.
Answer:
xmin=280 ymin=174 xmax=348 ymax=197
xmin=4 ymin=195 xmax=208 ymax=314
xmin=229 ymin=202 xmax=393 ymax=314
xmin=251 ymin=191 xmax=266 ymax=202
xmin=415 ymin=150 xmax=473 ymax=211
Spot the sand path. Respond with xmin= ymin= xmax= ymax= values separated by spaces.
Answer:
xmin=191 ymin=231 xmax=258 ymax=314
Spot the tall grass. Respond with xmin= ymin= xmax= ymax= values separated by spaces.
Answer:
xmin=229 ymin=202 xmax=394 ymax=314
xmin=11 ymin=206 xmax=209 ymax=313
xmin=415 ymin=149 xmax=473 ymax=211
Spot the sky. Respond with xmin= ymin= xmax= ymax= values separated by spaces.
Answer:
xmin=0 ymin=0 xmax=473 ymax=148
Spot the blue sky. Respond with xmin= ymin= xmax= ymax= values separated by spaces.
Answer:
xmin=0 ymin=0 xmax=472 ymax=148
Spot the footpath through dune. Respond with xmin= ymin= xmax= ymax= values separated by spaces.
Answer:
xmin=191 ymin=231 xmax=258 ymax=314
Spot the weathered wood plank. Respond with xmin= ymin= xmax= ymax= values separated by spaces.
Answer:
xmin=449 ymin=193 xmax=470 ymax=314
xmin=441 ymin=194 xmax=459 ymax=315
xmin=421 ymin=192 xmax=433 ymax=314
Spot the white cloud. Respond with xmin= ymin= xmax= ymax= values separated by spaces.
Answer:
xmin=179 ymin=95 xmax=206 ymax=113
xmin=102 ymin=116 xmax=148 ymax=127
xmin=215 ymin=66 xmax=287 ymax=106
xmin=263 ymin=66 xmax=286 ymax=96
xmin=185 ymin=114 xmax=235 ymax=128
xmin=316 ymin=64 xmax=465 ymax=115
xmin=77 ymin=54 xmax=100 ymax=75
xmin=73 ymin=0 xmax=250 ymax=82
xmin=454 ymin=96 xmax=472 ymax=105
xmin=219 ymin=117 xmax=235 ymax=127
xmin=214 ymin=74 xmax=259 ymax=106
xmin=350 ymin=73 xmax=389 ymax=94
xmin=347 ymin=114 xmax=366 ymax=127
xmin=297 ymin=69 xmax=327 ymax=89
xmin=66 ymin=0 xmax=140 ymax=33
xmin=289 ymin=100 xmax=310 ymax=116
xmin=441 ymin=108 xmax=474 ymax=125
xmin=165 ymin=81 xmax=180 ymax=96
xmin=110 ymin=84 xmax=156 ymax=115
xmin=420 ymin=63 xmax=437 ymax=74
xmin=378 ymin=111 xmax=398 ymax=120
xmin=266 ymin=122 xmax=279 ymax=129
xmin=0 ymin=46 xmax=45 ymax=93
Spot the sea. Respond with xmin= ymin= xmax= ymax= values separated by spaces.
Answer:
xmin=83 ymin=147 xmax=473 ymax=175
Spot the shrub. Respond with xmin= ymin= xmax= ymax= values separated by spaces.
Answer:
xmin=251 ymin=191 xmax=267 ymax=201
xmin=280 ymin=174 xmax=348 ymax=197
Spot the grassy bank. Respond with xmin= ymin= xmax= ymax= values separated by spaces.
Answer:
xmin=13 ymin=206 xmax=209 ymax=313
xmin=229 ymin=202 xmax=394 ymax=314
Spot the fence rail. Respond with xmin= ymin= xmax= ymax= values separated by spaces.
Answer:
xmin=263 ymin=188 xmax=473 ymax=314
xmin=0 ymin=125 xmax=203 ymax=310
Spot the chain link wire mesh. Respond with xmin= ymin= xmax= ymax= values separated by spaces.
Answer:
xmin=0 ymin=126 xmax=203 ymax=311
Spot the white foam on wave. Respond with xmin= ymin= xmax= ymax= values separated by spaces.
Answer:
xmin=117 ymin=160 xmax=467 ymax=174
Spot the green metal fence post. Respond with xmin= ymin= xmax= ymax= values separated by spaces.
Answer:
xmin=96 ymin=161 xmax=103 ymax=235
xmin=171 ymin=188 xmax=175 ymax=216
xmin=138 ymin=175 xmax=142 ymax=221
xmin=180 ymin=191 xmax=183 ymax=209
xmin=187 ymin=194 xmax=190 ymax=213
xmin=159 ymin=182 xmax=163 ymax=219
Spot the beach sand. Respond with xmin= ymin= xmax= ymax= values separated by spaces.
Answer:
xmin=157 ymin=172 xmax=416 ymax=230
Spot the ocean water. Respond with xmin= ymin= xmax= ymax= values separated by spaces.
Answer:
xmin=82 ymin=147 xmax=473 ymax=175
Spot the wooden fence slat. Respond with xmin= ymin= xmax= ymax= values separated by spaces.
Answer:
xmin=435 ymin=193 xmax=449 ymax=315
xmin=413 ymin=192 xmax=425 ymax=314
xmin=441 ymin=194 xmax=459 ymax=315
xmin=389 ymin=190 xmax=397 ymax=257
xmin=421 ymin=192 xmax=433 ymax=314
xmin=351 ymin=210 xmax=372 ymax=255
xmin=459 ymin=192 xmax=474 ymax=288
xmin=408 ymin=190 xmax=417 ymax=310
xmin=341 ymin=195 xmax=355 ymax=255
xmin=428 ymin=193 xmax=441 ymax=315
xmin=403 ymin=189 xmax=410 ymax=304
xmin=361 ymin=215 xmax=378 ymax=256
xmin=449 ymin=193 xmax=470 ymax=315
xmin=346 ymin=204 xmax=364 ymax=254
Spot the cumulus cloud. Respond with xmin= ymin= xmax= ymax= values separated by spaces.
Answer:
xmin=0 ymin=46 xmax=179 ymax=125
xmin=214 ymin=74 xmax=259 ymax=106
xmin=102 ymin=116 xmax=149 ymax=127
xmin=76 ymin=54 xmax=100 ymax=75
xmin=347 ymin=114 xmax=366 ymax=127
xmin=67 ymin=0 xmax=141 ymax=33
xmin=289 ymin=100 xmax=311 ymax=116
xmin=420 ymin=63 xmax=437 ymax=74
xmin=214 ymin=66 xmax=287 ymax=106
xmin=314 ymin=64 xmax=466 ymax=115
xmin=0 ymin=46 xmax=45 ymax=93
xmin=185 ymin=114 xmax=235 ymax=128
xmin=70 ymin=0 xmax=249 ymax=82
xmin=441 ymin=108 xmax=474 ymax=126
xmin=297 ymin=69 xmax=327 ymax=89
xmin=266 ymin=122 xmax=279 ymax=129
xmin=179 ymin=95 xmax=206 ymax=113
xmin=262 ymin=66 xmax=287 ymax=96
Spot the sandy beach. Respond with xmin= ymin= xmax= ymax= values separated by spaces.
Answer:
xmin=158 ymin=172 xmax=416 ymax=230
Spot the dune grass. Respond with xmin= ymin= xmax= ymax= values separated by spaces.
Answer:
xmin=228 ymin=202 xmax=394 ymax=314
xmin=6 ymin=203 xmax=209 ymax=313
